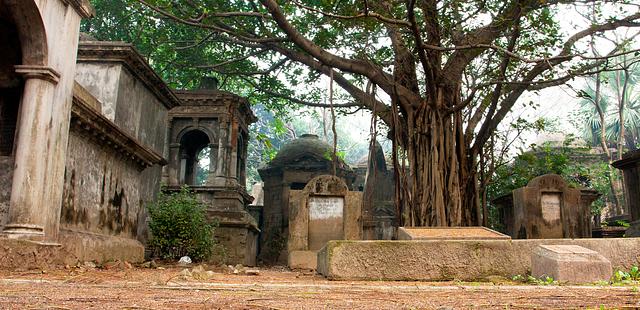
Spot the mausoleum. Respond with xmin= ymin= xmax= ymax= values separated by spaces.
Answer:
xmin=258 ymin=134 xmax=355 ymax=264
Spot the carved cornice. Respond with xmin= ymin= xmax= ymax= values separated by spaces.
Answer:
xmin=174 ymin=90 xmax=257 ymax=130
xmin=60 ymin=0 xmax=95 ymax=18
xmin=71 ymin=82 xmax=167 ymax=170
xmin=77 ymin=42 xmax=180 ymax=109
xmin=14 ymin=65 xmax=60 ymax=84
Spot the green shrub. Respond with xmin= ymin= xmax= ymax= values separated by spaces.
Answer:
xmin=148 ymin=186 xmax=216 ymax=261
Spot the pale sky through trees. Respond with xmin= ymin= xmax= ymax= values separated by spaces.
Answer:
xmin=282 ymin=3 xmax=640 ymax=162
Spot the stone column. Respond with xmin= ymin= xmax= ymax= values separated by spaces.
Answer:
xmin=229 ymin=120 xmax=239 ymax=181
xmin=213 ymin=117 xmax=229 ymax=186
xmin=2 ymin=66 xmax=59 ymax=241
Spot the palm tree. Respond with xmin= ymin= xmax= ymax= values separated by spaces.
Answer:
xmin=575 ymin=56 xmax=640 ymax=217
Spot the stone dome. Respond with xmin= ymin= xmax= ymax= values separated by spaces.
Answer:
xmin=267 ymin=134 xmax=349 ymax=169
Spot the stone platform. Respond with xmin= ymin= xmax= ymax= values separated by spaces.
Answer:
xmin=317 ymin=238 xmax=640 ymax=281
xmin=398 ymin=227 xmax=510 ymax=240
xmin=0 ymin=230 xmax=144 ymax=270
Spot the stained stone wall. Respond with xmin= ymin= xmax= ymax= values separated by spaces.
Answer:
xmin=59 ymin=41 xmax=174 ymax=258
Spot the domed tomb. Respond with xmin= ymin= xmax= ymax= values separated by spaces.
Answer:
xmin=257 ymin=134 xmax=355 ymax=264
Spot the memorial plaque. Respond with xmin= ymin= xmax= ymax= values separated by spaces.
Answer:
xmin=308 ymin=196 xmax=344 ymax=250
xmin=541 ymin=192 xmax=561 ymax=222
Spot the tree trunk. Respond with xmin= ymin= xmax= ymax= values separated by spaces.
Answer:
xmin=394 ymin=88 xmax=478 ymax=227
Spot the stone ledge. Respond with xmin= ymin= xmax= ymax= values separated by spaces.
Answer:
xmin=58 ymin=229 xmax=144 ymax=264
xmin=317 ymin=238 xmax=640 ymax=281
xmin=0 ymin=231 xmax=145 ymax=269
xmin=0 ymin=237 xmax=69 ymax=270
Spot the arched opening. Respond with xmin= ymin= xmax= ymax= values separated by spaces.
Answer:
xmin=236 ymin=134 xmax=246 ymax=186
xmin=179 ymin=130 xmax=211 ymax=186
xmin=195 ymin=146 xmax=211 ymax=186
xmin=0 ymin=4 xmax=24 ymax=157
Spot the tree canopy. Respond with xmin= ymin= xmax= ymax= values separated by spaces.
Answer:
xmin=83 ymin=0 xmax=640 ymax=227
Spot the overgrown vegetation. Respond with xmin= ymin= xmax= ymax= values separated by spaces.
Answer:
xmin=511 ymin=274 xmax=558 ymax=285
xmin=147 ymin=186 xmax=217 ymax=261
xmin=612 ymin=266 xmax=640 ymax=283
xmin=486 ymin=135 xmax=614 ymax=229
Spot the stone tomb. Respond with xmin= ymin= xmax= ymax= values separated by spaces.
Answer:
xmin=258 ymin=134 xmax=356 ymax=264
xmin=531 ymin=245 xmax=612 ymax=283
xmin=288 ymin=175 xmax=362 ymax=269
xmin=397 ymin=227 xmax=510 ymax=240
xmin=494 ymin=174 xmax=597 ymax=239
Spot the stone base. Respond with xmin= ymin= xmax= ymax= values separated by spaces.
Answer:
xmin=209 ymin=209 xmax=259 ymax=266
xmin=214 ymin=225 xmax=258 ymax=266
xmin=0 ymin=237 xmax=66 ymax=270
xmin=318 ymin=238 xmax=640 ymax=281
xmin=288 ymin=250 xmax=317 ymax=270
xmin=0 ymin=230 xmax=145 ymax=270
xmin=58 ymin=229 xmax=144 ymax=263
xmin=531 ymin=245 xmax=612 ymax=283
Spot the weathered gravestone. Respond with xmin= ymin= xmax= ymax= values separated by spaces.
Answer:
xmin=531 ymin=245 xmax=612 ymax=283
xmin=494 ymin=174 xmax=596 ymax=239
xmin=288 ymin=175 xmax=362 ymax=269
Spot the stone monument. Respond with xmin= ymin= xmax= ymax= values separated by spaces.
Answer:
xmin=288 ymin=175 xmax=362 ymax=269
xmin=257 ymin=134 xmax=356 ymax=264
xmin=163 ymin=78 xmax=259 ymax=266
xmin=493 ymin=174 xmax=598 ymax=239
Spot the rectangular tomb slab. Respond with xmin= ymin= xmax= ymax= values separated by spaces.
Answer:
xmin=531 ymin=245 xmax=612 ymax=283
xmin=397 ymin=226 xmax=511 ymax=240
xmin=317 ymin=238 xmax=640 ymax=281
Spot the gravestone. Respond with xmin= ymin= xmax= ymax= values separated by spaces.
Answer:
xmin=495 ymin=174 xmax=595 ymax=239
xmin=288 ymin=175 xmax=362 ymax=269
xmin=531 ymin=245 xmax=612 ymax=283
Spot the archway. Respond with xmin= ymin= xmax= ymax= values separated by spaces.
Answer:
xmin=0 ymin=4 xmax=23 ymax=156
xmin=179 ymin=130 xmax=211 ymax=186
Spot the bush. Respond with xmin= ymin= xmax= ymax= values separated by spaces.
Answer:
xmin=148 ymin=186 xmax=216 ymax=261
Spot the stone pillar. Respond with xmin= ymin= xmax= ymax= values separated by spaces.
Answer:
xmin=206 ymin=143 xmax=217 ymax=185
xmin=2 ymin=66 xmax=59 ymax=240
xmin=214 ymin=118 xmax=229 ymax=185
xmin=229 ymin=120 xmax=239 ymax=181
xmin=161 ymin=121 xmax=173 ymax=185
xmin=167 ymin=143 xmax=180 ymax=185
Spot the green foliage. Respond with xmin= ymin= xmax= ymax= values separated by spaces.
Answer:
xmin=612 ymin=266 xmax=640 ymax=283
xmin=511 ymin=274 xmax=558 ymax=285
xmin=147 ymin=186 xmax=217 ymax=261
xmin=487 ymin=135 xmax=611 ymax=218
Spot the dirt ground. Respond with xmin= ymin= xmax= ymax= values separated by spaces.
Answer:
xmin=0 ymin=263 xmax=638 ymax=309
